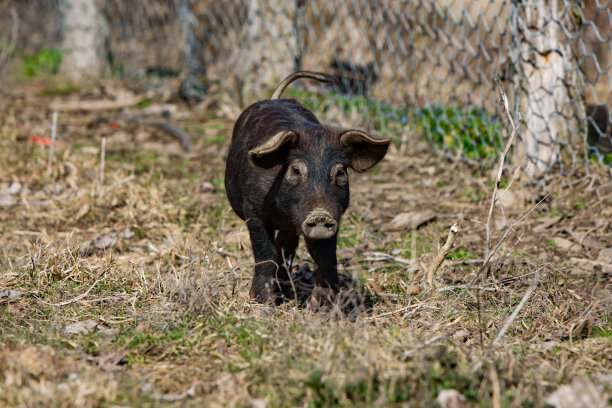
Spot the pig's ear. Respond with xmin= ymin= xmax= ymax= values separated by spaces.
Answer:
xmin=339 ymin=130 xmax=391 ymax=172
xmin=248 ymin=130 xmax=298 ymax=167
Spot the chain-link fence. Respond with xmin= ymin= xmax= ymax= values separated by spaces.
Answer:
xmin=1 ymin=0 xmax=611 ymax=175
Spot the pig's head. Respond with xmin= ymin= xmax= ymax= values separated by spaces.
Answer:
xmin=248 ymin=127 xmax=391 ymax=240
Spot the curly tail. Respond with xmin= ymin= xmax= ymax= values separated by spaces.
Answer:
xmin=270 ymin=71 xmax=338 ymax=100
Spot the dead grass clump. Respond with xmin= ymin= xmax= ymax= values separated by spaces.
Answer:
xmin=0 ymin=345 xmax=121 ymax=408
xmin=164 ymin=251 xmax=236 ymax=316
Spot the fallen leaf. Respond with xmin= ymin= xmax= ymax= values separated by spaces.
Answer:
xmin=545 ymin=378 xmax=608 ymax=408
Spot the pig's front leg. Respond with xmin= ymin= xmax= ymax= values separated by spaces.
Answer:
xmin=246 ymin=217 xmax=279 ymax=304
xmin=305 ymin=234 xmax=339 ymax=305
xmin=275 ymin=229 xmax=299 ymax=300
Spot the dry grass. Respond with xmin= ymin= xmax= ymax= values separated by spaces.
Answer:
xmin=0 ymin=78 xmax=611 ymax=407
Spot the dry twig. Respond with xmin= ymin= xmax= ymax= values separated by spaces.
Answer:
xmin=424 ymin=224 xmax=458 ymax=289
xmin=471 ymin=267 xmax=543 ymax=373
xmin=40 ymin=277 xmax=106 ymax=307
xmin=47 ymin=111 xmax=58 ymax=177
xmin=485 ymin=79 xmax=520 ymax=262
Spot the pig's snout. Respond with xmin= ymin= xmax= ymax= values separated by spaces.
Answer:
xmin=302 ymin=209 xmax=338 ymax=240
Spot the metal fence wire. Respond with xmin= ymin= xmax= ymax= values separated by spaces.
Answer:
xmin=1 ymin=0 xmax=611 ymax=175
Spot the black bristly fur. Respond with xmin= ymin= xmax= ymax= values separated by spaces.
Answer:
xmin=224 ymin=72 xmax=391 ymax=305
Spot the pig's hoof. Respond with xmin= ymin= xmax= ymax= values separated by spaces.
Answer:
xmin=309 ymin=285 xmax=336 ymax=311
xmin=250 ymin=282 xmax=276 ymax=304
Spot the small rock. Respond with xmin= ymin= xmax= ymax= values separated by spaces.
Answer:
xmin=362 ymin=213 xmax=375 ymax=223
xmin=215 ymin=340 xmax=228 ymax=356
xmin=545 ymin=378 xmax=607 ymax=408
xmin=404 ymin=285 xmax=421 ymax=295
xmin=593 ymin=218 xmax=608 ymax=229
xmin=552 ymin=237 xmax=578 ymax=251
xmin=0 ymin=194 xmax=15 ymax=206
xmin=498 ymin=190 xmax=518 ymax=208
xmin=452 ymin=329 xmax=470 ymax=342
xmin=0 ymin=289 xmax=22 ymax=302
xmin=65 ymin=319 xmax=98 ymax=335
xmin=92 ymin=233 xmax=118 ymax=250
xmin=389 ymin=211 xmax=436 ymax=231
xmin=121 ymin=228 xmax=134 ymax=239
xmin=596 ymin=248 xmax=612 ymax=265
xmin=201 ymin=181 xmax=215 ymax=192
xmin=8 ymin=181 xmax=22 ymax=195
xmin=437 ymin=389 xmax=470 ymax=408
xmin=250 ymin=398 xmax=267 ymax=408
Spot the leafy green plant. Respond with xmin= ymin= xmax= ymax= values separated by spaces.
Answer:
xmin=285 ymin=88 xmax=503 ymax=161
xmin=22 ymin=48 xmax=63 ymax=77
xmin=414 ymin=104 xmax=503 ymax=160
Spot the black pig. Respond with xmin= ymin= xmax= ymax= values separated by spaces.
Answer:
xmin=225 ymin=71 xmax=391 ymax=304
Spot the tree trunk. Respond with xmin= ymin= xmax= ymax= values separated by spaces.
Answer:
xmin=239 ymin=0 xmax=300 ymax=103
xmin=60 ymin=0 xmax=108 ymax=82
xmin=514 ymin=0 xmax=586 ymax=176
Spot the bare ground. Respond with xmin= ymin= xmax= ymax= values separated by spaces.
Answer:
xmin=0 ymin=79 xmax=611 ymax=407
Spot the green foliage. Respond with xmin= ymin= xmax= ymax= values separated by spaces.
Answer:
xmin=415 ymin=104 xmax=503 ymax=160
xmin=22 ymin=48 xmax=63 ymax=77
xmin=285 ymin=88 xmax=503 ymax=161
xmin=446 ymin=246 xmax=478 ymax=260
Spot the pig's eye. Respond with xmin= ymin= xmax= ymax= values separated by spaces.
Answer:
xmin=332 ymin=164 xmax=348 ymax=186
xmin=287 ymin=160 xmax=307 ymax=185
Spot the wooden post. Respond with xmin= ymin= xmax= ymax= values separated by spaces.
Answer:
xmin=239 ymin=0 xmax=301 ymax=103
xmin=514 ymin=0 xmax=586 ymax=176
xmin=60 ymin=0 xmax=108 ymax=81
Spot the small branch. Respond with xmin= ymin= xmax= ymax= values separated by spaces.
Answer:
xmin=99 ymin=137 xmax=106 ymax=185
xmin=47 ymin=111 xmax=58 ymax=177
xmin=401 ymin=332 xmax=452 ymax=359
xmin=50 ymin=95 xmax=144 ymax=112
xmin=40 ymin=277 xmax=105 ymax=307
xmin=96 ymin=175 xmax=135 ymax=197
xmin=148 ymin=120 xmax=193 ymax=152
xmin=485 ymin=80 xmax=520 ymax=262
xmin=471 ymin=268 xmax=543 ymax=373
xmin=424 ymin=224 xmax=458 ymax=289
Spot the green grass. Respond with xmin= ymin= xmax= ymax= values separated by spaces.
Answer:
xmin=36 ymin=84 xmax=79 ymax=97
